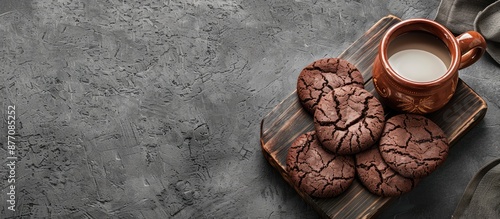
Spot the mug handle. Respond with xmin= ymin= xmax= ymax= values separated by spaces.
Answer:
xmin=457 ymin=31 xmax=487 ymax=69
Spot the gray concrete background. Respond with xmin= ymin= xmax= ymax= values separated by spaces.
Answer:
xmin=0 ymin=0 xmax=498 ymax=218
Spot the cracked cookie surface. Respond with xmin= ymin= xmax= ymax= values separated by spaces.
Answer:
xmin=314 ymin=86 xmax=385 ymax=155
xmin=286 ymin=131 xmax=355 ymax=198
xmin=356 ymin=147 xmax=418 ymax=196
xmin=379 ymin=114 xmax=449 ymax=178
xmin=297 ymin=58 xmax=364 ymax=114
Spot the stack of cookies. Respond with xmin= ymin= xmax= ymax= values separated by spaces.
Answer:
xmin=286 ymin=58 xmax=450 ymax=198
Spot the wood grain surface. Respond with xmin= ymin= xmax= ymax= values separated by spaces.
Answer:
xmin=260 ymin=15 xmax=488 ymax=219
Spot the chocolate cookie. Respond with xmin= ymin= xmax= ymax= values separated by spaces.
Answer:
xmin=286 ymin=131 xmax=355 ymax=198
xmin=356 ymin=147 xmax=419 ymax=196
xmin=379 ymin=114 xmax=449 ymax=178
xmin=314 ymin=86 xmax=385 ymax=155
xmin=297 ymin=58 xmax=364 ymax=114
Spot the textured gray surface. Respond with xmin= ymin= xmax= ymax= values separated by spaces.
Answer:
xmin=0 ymin=0 xmax=498 ymax=218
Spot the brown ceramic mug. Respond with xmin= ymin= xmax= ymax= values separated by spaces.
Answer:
xmin=372 ymin=18 xmax=486 ymax=114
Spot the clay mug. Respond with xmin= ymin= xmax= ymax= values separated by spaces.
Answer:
xmin=372 ymin=18 xmax=486 ymax=114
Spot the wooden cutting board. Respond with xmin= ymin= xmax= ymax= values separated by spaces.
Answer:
xmin=259 ymin=15 xmax=488 ymax=219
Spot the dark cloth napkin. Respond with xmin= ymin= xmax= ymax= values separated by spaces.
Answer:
xmin=435 ymin=0 xmax=500 ymax=64
xmin=452 ymin=158 xmax=500 ymax=218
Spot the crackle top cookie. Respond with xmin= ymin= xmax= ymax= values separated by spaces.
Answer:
xmin=297 ymin=58 xmax=364 ymax=114
xmin=379 ymin=114 xmax=449 ymax=178
xmin=286 ymin=131 xmax=355 ymax=198
xmin=314 ymin=86 xmax=385 ymax=155
xmin=356 ymin=147 xmax=419 ymax=196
